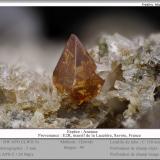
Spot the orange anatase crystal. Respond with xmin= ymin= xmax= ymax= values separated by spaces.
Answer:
xmin=53 ymin=34 xmax=104 ymax=104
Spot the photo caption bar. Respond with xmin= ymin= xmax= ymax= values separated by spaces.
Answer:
xmin=0 ymin=129 xmax=160 ymax=138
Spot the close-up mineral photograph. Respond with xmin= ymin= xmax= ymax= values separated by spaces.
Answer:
xmin=0 ymin=7 xmax=159 ymax=129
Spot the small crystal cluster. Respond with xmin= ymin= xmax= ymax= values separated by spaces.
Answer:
xmin=89 ymin=33 xmax=160 ymax=128
xmin=0 ymin=64 xmax=61 ymax=128
xmin=0 ymin=33 xmax=159 ymax=128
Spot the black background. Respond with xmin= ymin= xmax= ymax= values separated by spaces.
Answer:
xmin=34 ymin=7 xmax=160 ymax=40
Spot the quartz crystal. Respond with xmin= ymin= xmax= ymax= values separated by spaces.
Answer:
xmin=53 ymin=34 xmax=104 ymax=104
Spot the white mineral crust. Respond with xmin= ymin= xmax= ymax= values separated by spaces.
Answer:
xmin=0 ymin=33 xmax=159 ymax=128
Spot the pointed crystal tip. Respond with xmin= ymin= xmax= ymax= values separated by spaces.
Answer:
xmin=53 ymin=34 xmax=104 ymax=105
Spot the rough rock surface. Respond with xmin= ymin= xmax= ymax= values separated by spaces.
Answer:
xmin=0 ymin=33 xmax=159 ymax=128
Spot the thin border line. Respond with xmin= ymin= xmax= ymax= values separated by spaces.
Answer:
xmin=0 ymin=2 xmax=147 ymax=6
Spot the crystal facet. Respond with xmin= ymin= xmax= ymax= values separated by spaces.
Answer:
xmin=53 ymin=34 xmax=104 ymax=104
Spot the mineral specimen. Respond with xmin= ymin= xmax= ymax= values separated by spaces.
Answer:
xmin=0 ymin=33 xmax=159 ymax=129
xmin=53 ymin=34 xmax=104 ymax=104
